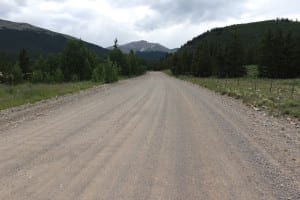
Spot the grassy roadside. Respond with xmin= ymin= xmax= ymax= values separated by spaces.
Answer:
xmin=164 ymin=70 xmax=300 ymax=118
xmin=0 ymin=81 xmax=103 ymax=110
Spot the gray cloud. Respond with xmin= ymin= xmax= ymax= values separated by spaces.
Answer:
xmin=0 ymin=0 xmax=300 ymax=48
xmin=111 ymin=0 xmax=247 ymax=30
xmin=0 ymin=1 xmax=20 ymax=17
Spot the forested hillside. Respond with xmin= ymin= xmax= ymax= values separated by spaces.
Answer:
xmin=161 ymin=19 xmax=300 ymax=78
xmin=0 ymin=39 xmax=146 ymax=84
xmin=0 ymin=29 xmax=109 ymax=58
xmin=0 ymin=19 xmax=147 ymax=85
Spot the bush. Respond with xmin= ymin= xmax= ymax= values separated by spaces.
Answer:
xmin=92 ymin=64 xmax=104 ymax=82
xmin=71 ymin=74 xmax=79 ymax=82
xmin=44 ymin=72 xmax=54 ymax=83
xmin=54 ymin=68 xmax=64 ymax=83
xmin=10 ymin=63 xmax=23 ymax=84
xmin=32 ymin=70 xmax=44 ymax=83
xmin=104 ymin=58 xmax=118 ymax=83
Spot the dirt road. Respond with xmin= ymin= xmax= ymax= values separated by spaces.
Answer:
xmin=0 ymin=72 xmax=299 ymax=199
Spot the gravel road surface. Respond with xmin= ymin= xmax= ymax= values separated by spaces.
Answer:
xmin=0 ymin=72 xmax=299 ymax=199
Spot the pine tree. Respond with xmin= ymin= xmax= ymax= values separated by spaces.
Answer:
xmin=295 ymin=36 xmax=300 ymax=77
xmin=215 ymin=45 xmax=226 ymax=77
xmin=18 ymin=48 xmax=30 ymax=79
xmin=127 ymin=50 xmax=138 ymax=75
xmin=109 ymin=47 xmax=128 ymax=76
xmin=225 ymin=31 xmax=246 ymax=77
xmin=283 ymin=31 xmax=296 ymax=78
xmin=171 ymin=54 xmax=180 ymax=75
xmin=61 ymin=40 xmax=93 ymax=81
xmin=198 ymin=42 xmax=213 ymax=77
xmin=272 ymin=29 xmax=285 ymax=78
xmin=191 ymin=47 xmax=201 ymax=76
xmin=259 ymin=29 xmax=274 ymax=77
xmin=104 ymin=58 xmax=118 ymax=83
xmin=191 ymin=42 xmax=213 ymax=77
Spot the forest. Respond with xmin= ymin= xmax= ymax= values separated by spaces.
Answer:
xmin=159 ymin=19 xmax=300 ymax=79
xmin=0 ymin=39 xmax=146 ymax=85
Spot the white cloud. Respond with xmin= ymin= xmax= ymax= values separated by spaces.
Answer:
xmin=1 ymin=0 xmax=300 ymax=48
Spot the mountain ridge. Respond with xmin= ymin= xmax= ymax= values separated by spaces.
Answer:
xmin=0 ymin=19 xmax=108 ymax=57
xmin=107 ymin=40 xmax=176 ymax=54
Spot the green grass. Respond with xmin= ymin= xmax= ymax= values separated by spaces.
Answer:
xmin=164 ymin=70 xmax=300 ymax=118
xmin=0 ymin=81 xmax=102 ymax=110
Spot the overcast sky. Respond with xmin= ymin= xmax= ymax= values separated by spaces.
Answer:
xmin=1 ymin=0 xmax=300 ymax=48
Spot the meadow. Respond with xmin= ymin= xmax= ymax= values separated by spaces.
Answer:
xmin=0 ymin=81 xmax=101 ymax=110
xmin=165 ymin=69 xmax=300 ymax=118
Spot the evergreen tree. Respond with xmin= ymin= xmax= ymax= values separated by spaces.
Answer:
xmin=182 ymin=51 xmax=193 ymax=74
xmin=225 ymin=31 xmax=246 ymax=77
xmin=259 ymin=29 xmax=275 ymax=77
xmin=109 ymin=46 xmax=128 ymax=76
xmin=104 ymin=58 xmax=118 ymax=83
xmin=92 ymin=63 xmax=104 ymax=82
xmin=128 ymin=50 xmax=138 ymax=75
xmin=171 ymin=53 xmax=180 ymax=75
xmin=18 ymin=48 xmax=31 ymax=79
xmin=196 ymin=42 xmax=213 ymax=77
xmin=295 ymin=36 xmax=300 ymax=77
xmin=272 ymin=29 xmax=285 ymax=78
xmin=10 ymin=63 xmax=23 ymax=84
xmin=191 ymin=47 xmax=201 ymax=76
xmin=61 ymin=40 xmax=92 ymax=81
xmin=282 ymin=31 xmax=296 ymax=77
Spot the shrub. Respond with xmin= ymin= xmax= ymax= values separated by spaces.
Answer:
xmin=92 ymin=64 xmax=104 ymax=82
xmin=10 ymin=63 xmax=23 ymax=84
xmin=71 ymin=74 xmax=79 ymax=82
xmin=32 ymin=70 xmax=44 ymax=83
xmin=104 ymin=58 xmax=118 ymax=83
xmin=54 ymin=68 xmax=64 ymax=83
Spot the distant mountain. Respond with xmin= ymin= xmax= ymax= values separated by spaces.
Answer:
xmin=108 ymin=40 xmax=176 ymax=54
xmin=0 ymin=19 xmax=108 ymax=57
xmin=108 ymin=40 xmax=177 ymax=61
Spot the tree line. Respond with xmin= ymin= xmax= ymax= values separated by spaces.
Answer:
xmin=163 ymin=28 xmax=300 ymax=79
xmin=0 ymin=39 xmax=146 ymax=84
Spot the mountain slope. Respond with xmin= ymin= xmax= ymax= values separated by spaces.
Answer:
xmin=108 ymin=40 xmax=174 ymax=53
xmin=183 ymin=19 xmax=300 ymax=51
xmin=0 ymin=19 xmax=108 ymax=57
xmin=108 ymin=40 xmax=176 ymax=61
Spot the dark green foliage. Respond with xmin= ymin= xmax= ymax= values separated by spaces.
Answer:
xmin=171 ymin=53 xmax=180 ymax=76
xmin=259 ymin=29 xmax=300 ymax=78
xmin=32 ymin=70 xmax=44 ymax=83
xmin=61 ymin=40 xmax=93 ymax=81
xmin=259 ymin=29 xmax=274 ymax=77
xmin=104 ymin=58 xmax=118 ymax=83
xmin=1 ymin=38 xmax=146 ymax=85
xmin=0 ymin=53 xmax=14 ymax=83
xmin=109 ymin=41 xmax=146 ymax=77
xmin=53 ymin=68 xmax=64 ymax=83
xmin=296 ymin=37 xmax=300 ymax=76
xmin=171 ymin=32 xmax=246 ymax=78
xmin=31 ymin=54 xmax=62 ymax=83
xmin=0 ymin=28 xmax=108 ymax=57
xmin=92 ymin=64 xmax=104 ymax=82
xmin=10 ymin=63 xmax=23 ymax=84
xmin=18 ymin=49 xmax=31 ymax=79
xmin=109 ymin=47 xmax=128 ymax=75
xmin=136 ymin=51 xmax=168 ymax=62
xmin=186 ymin=19 xmax=300 ymax=53
xmin=164 ymin=19 xmax=300 ymax=79
xmin=191 ymin=42 xmax=213 ymax=77
xmin=128 ymin=50 xmax=138 ymax=75
xmin=223 ymin=31 xmax=246 ymax=77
